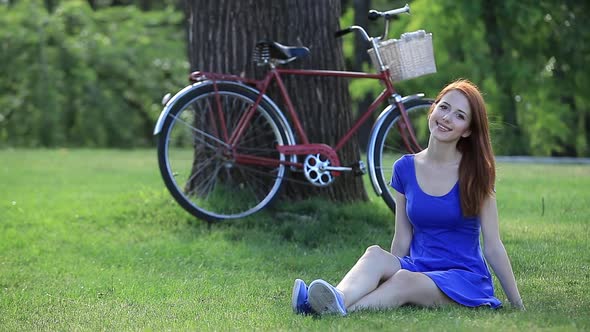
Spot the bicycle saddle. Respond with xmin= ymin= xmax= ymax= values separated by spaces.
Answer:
xmin=253 ymin=40 xmax=310 ymax=65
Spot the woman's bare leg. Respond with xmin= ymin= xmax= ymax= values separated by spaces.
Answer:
xmin=348 ymin=269 xmax=454 ymax=312
xmin=335 ymin=245 xmax=402 ymax=307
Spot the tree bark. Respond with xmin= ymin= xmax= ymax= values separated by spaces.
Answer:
xmin=352 ymin=0 xmax=373 ymax=151
xmin=185 ymin=0 xmax=367 ymax=203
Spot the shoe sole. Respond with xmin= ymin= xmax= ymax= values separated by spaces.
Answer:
xmin=292 ymin=279 xmax=305 ymax=313
xmin=308 ymin=280 xmax=347 ymax=316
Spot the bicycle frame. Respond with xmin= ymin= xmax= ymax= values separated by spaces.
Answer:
xmin=189 ymin=66 xmax=422 ymax=169
xmin=153 ymin=4 xmax=433 ymax=221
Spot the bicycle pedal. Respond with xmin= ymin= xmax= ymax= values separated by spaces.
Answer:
xmin=349 ymin=160 xmax=367 ymax=176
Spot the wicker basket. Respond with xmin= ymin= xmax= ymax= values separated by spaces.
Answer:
xmin=368 ymin=30 xmax=436 ymax=82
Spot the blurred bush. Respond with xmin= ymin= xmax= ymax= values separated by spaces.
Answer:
xmin=0 ymin=0 xmax=188 ymax=147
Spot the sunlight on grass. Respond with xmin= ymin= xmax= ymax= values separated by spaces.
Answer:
xmin=0 ymin=149 xmax=588 ymax=331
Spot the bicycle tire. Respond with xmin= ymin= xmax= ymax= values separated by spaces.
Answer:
xmin=157 ymin=82 xmax=291 ymax=222
xmin=371 ymin=98 xmax=433 ymax=213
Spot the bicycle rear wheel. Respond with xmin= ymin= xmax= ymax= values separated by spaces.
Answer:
xmin=371 ymin=98 xmax=433 ymax=212
xmin=157 ymin=82 xmax=290 ymax=222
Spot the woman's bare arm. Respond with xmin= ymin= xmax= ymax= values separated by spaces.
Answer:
xmin=390 ymin=190 xmax=413 ymax=257
xmin=480 ymin=195 xmax=525 ymax=309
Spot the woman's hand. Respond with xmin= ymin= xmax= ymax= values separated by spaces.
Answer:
xmin=510 ymin=298 xmax=526 ymax=311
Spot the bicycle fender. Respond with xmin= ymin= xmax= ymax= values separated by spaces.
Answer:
xmin=366 ymin=93 xmax=425 ymax=196
xmin=153 ymin=82 xmax=206 ymax=135
xmin=366 ymin=104 xmax=398 ymax=197
xmin=153 ymin=81 xmax=296 ymax=150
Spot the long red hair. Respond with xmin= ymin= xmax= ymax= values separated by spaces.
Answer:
xmin=429 ymin=79 xmax=495 ymax=217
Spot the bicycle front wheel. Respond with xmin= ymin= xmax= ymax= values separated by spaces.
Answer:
xmin=157 ymin=82 xmax=290 ymax=222
xmin=372 ymin=98 xmax=433 ymax=212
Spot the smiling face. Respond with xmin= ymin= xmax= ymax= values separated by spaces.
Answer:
xmin=428 ymin=89 xmax=472 ymax=143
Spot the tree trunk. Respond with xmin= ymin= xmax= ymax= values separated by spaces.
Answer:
xmin=185 ymin=0 xmax=367 ymax=203
xmin=44 ymin=0 xmax=56 ymax=12
xmin=352 ymin=0 xmax=373 ymax=151
xmin=87 ymin=0 xmax=97 ymax=10
xmin=138 ymin=0 xmax=152 ymax=11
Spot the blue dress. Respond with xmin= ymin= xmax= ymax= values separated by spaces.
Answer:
xmin=390 ymin=154 xmax=501 ymax=308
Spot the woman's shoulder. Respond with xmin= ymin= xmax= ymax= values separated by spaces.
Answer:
xmin=393 ymin=154 xmax=415 ymax=171
xmin=391 ymin=154 xmax=416 ymax=193
xmin=394 ymin=153 xmax=416 ymax=165
xmin=395 ymin=153 xmax=416 ymax=162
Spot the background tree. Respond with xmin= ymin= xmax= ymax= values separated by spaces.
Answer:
xmin=185 ymin=0 xmax=368 ymax=203
xmin=1 ymin=0 xmax=588 ymax=158
xmin=0 ymin=0 xmax=187 ymax=147
xmin=351 ymin=0 xmax=374 ymax=150
xmin=346 ymin=0 xmax=589 ymax=157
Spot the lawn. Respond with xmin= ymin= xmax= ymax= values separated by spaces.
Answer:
xmin=1 ymin=149 xmax=589 ymax=331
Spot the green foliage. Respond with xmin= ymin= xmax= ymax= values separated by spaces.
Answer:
xmin=0 ymin=0 xmax=187 ymax=147
xmin=1 ymin=149 xmax=589 ymax=330
xmin=339 ymin=5 xmax=355 ymax=61
xmin=343 ymin=0 xmax=590 ymax=156
xmin=1 ymin=0 xmax=589 ymax=156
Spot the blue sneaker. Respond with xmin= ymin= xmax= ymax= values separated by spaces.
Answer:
xmin=308 ymin=279 xmax=347 ymax=316
xmin=292 ymin=279 xmax=313 ymax=315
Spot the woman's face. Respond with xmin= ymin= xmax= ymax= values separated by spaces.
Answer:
xmin=428 ymin=90 xmax=472 ymax=143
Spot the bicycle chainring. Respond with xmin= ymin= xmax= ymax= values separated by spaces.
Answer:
xmin=303 ymin=154 xmax=335 ymax=187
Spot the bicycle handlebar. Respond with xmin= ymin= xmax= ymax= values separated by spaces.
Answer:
xmin=335 ymin=4 xmax=410 ymax=42
xmin=369 ymin=4 xmax=410 ymax=21
xmin=334 ymin=27 xmax=353 ymax=38
xmin=334 ymin=25 xmax=371 ymax=41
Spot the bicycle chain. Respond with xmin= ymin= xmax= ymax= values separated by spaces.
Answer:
xmin=234 ymin=158 xmax=368 ymax=188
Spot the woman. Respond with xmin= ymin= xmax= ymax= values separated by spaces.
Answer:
xmin=292 ymin=79 xmax=524 ymax=315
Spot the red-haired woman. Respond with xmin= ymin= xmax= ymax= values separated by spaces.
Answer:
xmin=292 ymin=79 xmax=524 ymax=315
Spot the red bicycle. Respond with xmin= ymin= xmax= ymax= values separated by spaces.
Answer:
xmin=154 ymin=4 xmax=436 ymax=222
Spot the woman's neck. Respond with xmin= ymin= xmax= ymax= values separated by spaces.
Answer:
xmin=423 ymin=138 xmax=462 ymax=165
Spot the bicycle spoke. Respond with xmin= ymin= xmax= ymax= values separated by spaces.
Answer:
xmin=167 ymin=109 xmax=229 ymax=149
xmin=158 ymin=83 xmax=292 ymax=221
xmin=187 ymin=162 xmax=224 ymax=198
xmin=182 ymin=155 xmax=219 ymax=195
xmin=371 ymin=100 xmax=433 ymax=213
xmin=224 ymin=94 xmax=245 ymax=132
xmin=234 ymin=167 xmax=259 ymax=200
xmin=234 ymin=147 xmax=280 ymax=157
xmin=182 ymin=153 xmax=217 ymax=184
xmin=157 ymin=6 xmax=435 ymax=222
xmin=236 ymin=165 xmax=274 ymax=199
xmin=229 ymin=163 xmax=310 ymax=187
xmin=236 ymin=115 xmax=277 ymax=148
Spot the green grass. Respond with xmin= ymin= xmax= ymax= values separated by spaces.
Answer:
xmin=1 ymin=149 xmax=589 ymax=331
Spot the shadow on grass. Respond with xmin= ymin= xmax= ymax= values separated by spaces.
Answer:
xmin=199 ymin=197 xmax=395 ymax=250
xmin=127 ymin=189 xmax=394 ymax=249
xmin=130 ymin=161 xmax=398 ymax=250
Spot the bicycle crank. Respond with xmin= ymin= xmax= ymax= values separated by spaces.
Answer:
xmin=303 ymin=154 xmax=334 ymax=187
xmin=303 ymin=154 xmax=355 ymax=186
